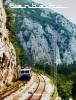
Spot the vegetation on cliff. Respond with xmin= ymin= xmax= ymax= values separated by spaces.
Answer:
xmin=4 ymin=1 xmax=76 ymax=99
xmin=5 ymin=8 xmax=26 ymax=66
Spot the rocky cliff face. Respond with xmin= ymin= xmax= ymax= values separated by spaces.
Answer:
xmin=5 ymin=0 xmax=76 ymax=64
xmin=0 ymin=0 xmax=17 ymax=88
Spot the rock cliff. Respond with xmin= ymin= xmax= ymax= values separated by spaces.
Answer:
xmin=5 ymin=0 xmax=76 ymax=64
xmin=0 ymin=0 xmax=17 ymax=88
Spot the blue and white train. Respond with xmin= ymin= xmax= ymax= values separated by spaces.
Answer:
xmin=20 ymin=67 xmax=31 ymax=78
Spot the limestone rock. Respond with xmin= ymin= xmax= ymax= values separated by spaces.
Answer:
xmin=0 ymin=0 xmax=17 ymax=88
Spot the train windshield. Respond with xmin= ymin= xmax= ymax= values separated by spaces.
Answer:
xmin=25 ymin=71 xmax=29 ymax=73
xmin=21 ymin=71 xmax=25 ymax=73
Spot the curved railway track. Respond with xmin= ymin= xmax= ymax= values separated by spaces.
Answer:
xmin=0 ymin=81 xmax=24 ymax=100
xmin=0 ymin=69 xmax=45 ymax=100
xmin=26 ymin=70 xmax=45 ymax=100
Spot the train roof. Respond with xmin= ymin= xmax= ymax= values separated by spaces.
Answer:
xmin=20 ymin=68 xmax=31 ymax=71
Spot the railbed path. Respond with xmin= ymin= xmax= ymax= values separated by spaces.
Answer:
xmin=3 ymin=71 xmax=55 ymax=100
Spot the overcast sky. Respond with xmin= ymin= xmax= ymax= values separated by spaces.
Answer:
xmin=33 ymin=0 xmax=76 ymax=24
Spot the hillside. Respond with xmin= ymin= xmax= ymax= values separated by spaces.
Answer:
xmin=0 ymin=0 xmax=17 ymax=88
xmin=5 ymin=0 xmax=76 ymax=64
xmin=3 ymin=0 xmax=76 ymax=99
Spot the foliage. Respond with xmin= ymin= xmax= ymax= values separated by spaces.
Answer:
xmin=57 ymin=75 xmax=73 ymax=99
xmin=5 ymin=8 xmax=26 ymax=65
xmin=32 ymin=61 xmax=76 ymax=99
xmin=33 ymin=63 xmax=51 ymax=73
xmin=9 ymin=31 xmax=26 ymax=65
xmin=57 ymin=62 xmax=76 ymax=99
xmin=5 ymin=8 xmax=14 ymax=32
xmin=11 ymin=0 xmax=32 ymax=5
xmin=57 ymin=62 xmax=76 ymax=75
xmin=4 ymin=1 xmax=76 ymax=99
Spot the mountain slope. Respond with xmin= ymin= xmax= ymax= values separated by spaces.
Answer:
xmin=0 ymin=0 xmax=17 ymax=88
xmin=5 ymin=0 xmax=76 ymax=64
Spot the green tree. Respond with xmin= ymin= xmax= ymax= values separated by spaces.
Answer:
xmin=5 ymin=8 xmax=14 ymax=32
xmin=57 ymin=75 xmax=73 ymax=99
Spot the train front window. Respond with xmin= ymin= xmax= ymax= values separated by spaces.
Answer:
xmin=25 ymin=71 xmax=29 ymax=73
xmin=21 ymin=71 xmax=24 ymax=73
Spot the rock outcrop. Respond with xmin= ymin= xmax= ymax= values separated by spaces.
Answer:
xmin=5 ymin=0 xmax=76 ymax=64
xmin=0 ymin=0 xmax=17 ymax=88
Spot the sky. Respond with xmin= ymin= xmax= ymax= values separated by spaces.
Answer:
xmin=33 ymin=0 xmax=76 ymax=24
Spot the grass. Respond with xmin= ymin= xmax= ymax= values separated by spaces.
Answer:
xmin=0 ymin=81 xmax=20 ymax=94
xmin=28 ymin=91 xmax=32 ymax=94
xmin=0 ymin=87 xmax=7 ymax=94
xmin=19 ymin=88 xmax=23 ymax=92
xmin=33 ymin=68 xmax=45 ymax=75
xmin=32 ymin=71 xmax=39 ymax=83
xmin=50 ymin=80 xmax=54 ymax=85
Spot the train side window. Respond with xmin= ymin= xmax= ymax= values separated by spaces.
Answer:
xmin=25 ymin=71 xmax=29 ymax=73
xmin=21 ymin=71 xmax=24 ymax=73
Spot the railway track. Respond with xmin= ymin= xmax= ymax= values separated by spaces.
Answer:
xmin=26 ymin=70 xmax=45 ymax=100
xmin=1 ymin=69 xmax=45 ymax=100
xmin=0 ymin=81 xmax=24 ymax=100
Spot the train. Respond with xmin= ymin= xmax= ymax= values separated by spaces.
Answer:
xmin=20 ymin=67 xmax=31 ymax=78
